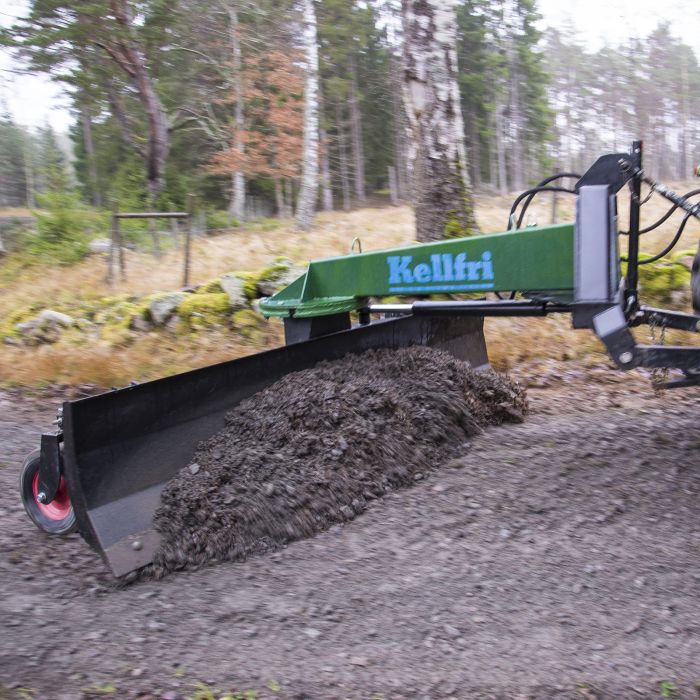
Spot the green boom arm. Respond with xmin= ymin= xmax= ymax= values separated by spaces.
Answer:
xmin=259 ymin=223 xmax=575 ymax=318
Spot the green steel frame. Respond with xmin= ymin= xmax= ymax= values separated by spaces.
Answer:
xmin=260 ymin=223 xmax=575 ymax=318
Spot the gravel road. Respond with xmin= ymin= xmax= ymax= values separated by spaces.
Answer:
xmin=1 ymin=363 xmax=699 ymax=700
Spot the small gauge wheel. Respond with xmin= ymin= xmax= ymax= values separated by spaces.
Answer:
xmin=20 ymin=449 xmax=77 ymax=535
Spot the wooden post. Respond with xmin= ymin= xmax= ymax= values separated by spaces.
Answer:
xmin=183 ymin=194 xmax=194 ymax=287
xmin=107 ymin=201 xmax=117 ymax=285
xmin=116 ymin=210 xmax=126 ymax=281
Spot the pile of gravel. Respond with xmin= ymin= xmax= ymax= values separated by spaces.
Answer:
xmin=149 ymin=346 xmax=527 ymax=576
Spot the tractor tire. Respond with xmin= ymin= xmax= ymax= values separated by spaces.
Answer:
xmin=20 ymin=449 xmax=77 ymax=536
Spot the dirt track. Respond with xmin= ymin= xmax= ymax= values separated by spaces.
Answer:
xmin=1 ymin=362 xmax=699 ymax=700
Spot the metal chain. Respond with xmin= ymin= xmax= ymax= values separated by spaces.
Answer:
xmin=649 ymin=313 xmax=668 ymax=393
xmin=631 ymin=185 xmax=654 ymax=206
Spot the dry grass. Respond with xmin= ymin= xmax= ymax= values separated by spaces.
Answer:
xmin=0 ymin=208 xmax=33 ymax=219
xmin=0 ymin=325 xmax=284 ymax=389
xmin=1 ymin=186 xmax=698 ymax=389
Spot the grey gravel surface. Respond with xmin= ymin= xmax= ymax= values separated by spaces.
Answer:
xmin=0 ymin=363 xmax=699 ymax=700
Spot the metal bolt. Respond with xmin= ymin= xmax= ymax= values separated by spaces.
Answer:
xmin=132 ymin=540 xmax=143 ymax=551
xmin=36 ymin=492 xmax=47 ymax=504
xmin=619 ymin=352 xmax=634 ymax=365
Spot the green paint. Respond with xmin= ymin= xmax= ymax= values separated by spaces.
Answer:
xmin=260 ymin=223 xmax=575 ymax=318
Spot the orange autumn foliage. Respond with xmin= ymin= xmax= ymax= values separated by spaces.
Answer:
xmin=210 ymin=50 xmax=304 ymax=181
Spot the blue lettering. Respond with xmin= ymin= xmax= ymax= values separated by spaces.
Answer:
xmin=414 ymin=263 xmax=431 ymax=283
xmin=481 ymin=251 xmax=494 ymax=280
xmin=466 ymin=261 xmax=481 ymax=281
xmin=454 ymin=253 xmax=467 ymax=281
xmin=430 ymin=254 xmax=443 ymax=282
xmin=387 ymin=255 xmax=414 ymax=284
xmin=442 ymin=254 xmax=454 ymax=281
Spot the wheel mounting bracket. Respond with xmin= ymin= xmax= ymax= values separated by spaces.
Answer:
xmin=38 ymin=432 xmax=63 ymax=505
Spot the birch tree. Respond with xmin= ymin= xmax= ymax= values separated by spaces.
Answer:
xmin=296 ymin=0 xmax=320 ymax=231
xmin=401 ymin=0 xmax=477 ymax=241
xmin=227 ymin=2 xmax=246 ymax=220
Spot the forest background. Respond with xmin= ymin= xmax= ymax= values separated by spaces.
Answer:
xmin=0 ymin=0 xmax=698 ymax=388
xmin=1 ymin=0 xmax=698 ymax=225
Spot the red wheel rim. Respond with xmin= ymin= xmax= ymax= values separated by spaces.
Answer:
xmin=32 ymin=471 xmax=72 ymax=521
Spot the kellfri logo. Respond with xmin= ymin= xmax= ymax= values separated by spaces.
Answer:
xmin=386 ymin=251 xmax=495 ymax=293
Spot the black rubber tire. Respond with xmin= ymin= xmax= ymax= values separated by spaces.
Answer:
xmin=20 ymin=449 xmax=77 ymax=536
xmin=691 ymin=244 xmax=700 ymax=313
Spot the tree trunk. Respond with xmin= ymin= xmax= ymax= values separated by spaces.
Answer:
xmin=390 ymin=53 xmax=410 ymax=199
xmin=388 ymin=165 xmax=399 ymax=205
xmin=336 ymin=102 xmax=352 ymax=212
xmin=109 ymin=0 xmax=169 ymax=198
xmin=468 ymin=114 xmax=481 ymax=190
xmin=495 ymin=96 xmax=507 ymax=195
xmin=318 ymin=86 xmax=334 ymax=212
xmin=23 ymin=134 xmax=35 ymax=209
xmin=284 ymin=179 xmax=294 ymax=219
xmin=320 ymin=130 xmax=334 ymax=212
xmin=80 ymin=102 xmax=102 ymax=207
xmin=349 ymin=55 xmax=366 ymax=202
xmin=296 ymin=0 xmax=320 ymax=230
xmin=228 ymin=2 xmax=245 ymax=220
xmin=679 ymin=52 xmax=689 ymax=180
xmin=274 ymin=178 xmax=285 ymax=217
xmin=510 ymin=72 xmax=525 ymax=191
xmin=401 ymin=0 xmax=477 ymax=241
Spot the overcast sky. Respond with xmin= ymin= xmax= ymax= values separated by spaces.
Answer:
xmin=1 ymin=0 xmax=699 ymax=133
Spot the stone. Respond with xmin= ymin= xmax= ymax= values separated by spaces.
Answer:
xmin=257 ymin=266 xmax=306 ymax=298
xmin=89 ymin=237 xmax=113 ymax=254
xmin=149 ymin=293 xmax=186 ymax=326
xmin=15 ymin=320 xmax=41 ymax=336
xmin=349 ymin=656 xmax=369 ymax=667
xmin=38 ymin=309 xmax=74 ymax=327
xmin=219 ymin=274 xmax=248 ymax=310
xmin=188 ymin=463 xmax=201 ymax=475
xmin=444 ymin=624 xmax=461 ymax=639
xmin=131 ymin=316 xmax=152 ymax=333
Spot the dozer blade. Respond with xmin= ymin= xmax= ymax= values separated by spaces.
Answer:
xmin=61 ymin=315 xmax=487 ymax=577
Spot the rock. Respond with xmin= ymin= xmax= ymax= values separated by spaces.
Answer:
xmin=131 ymin=316 xmax=152 ymax=333
xmin=149 ymin=293 xmax=186 ymax=326
xmin=303 ymin=627 xmax=321 ymax=639
xmin=178 ymin=293 xmax=231 ymax=329
xmin=232 ymin=308 xmax=264 ymax=340
xmin=255 ymin=262 xmax=304 ymax=298
xmin=188 ymin=463 xmax=200 ymax=475
xmin=15 ymin=320 xmax=41 ymax=336
xmin=219 ymin=274 xmax=248 ymax=310
xmin=349 ymin=655 xmax=369 ymax=667
xmin=89 ymin=237 xmax=113 ymax=254
xmin=38 ymin=309 xmax=74 ymax=327
xmin=444 ymin=624 xmax=461 ymax=639
xmin=624 ymin=620 xmax=641 ymax=634
xmin=263 ymin=482 xmax=276 ymax=497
